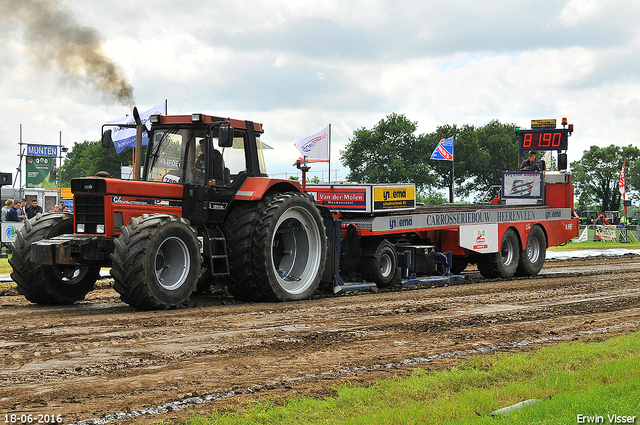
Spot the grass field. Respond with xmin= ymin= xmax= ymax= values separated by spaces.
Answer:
xmin=182 ymin=332 xmax=640 ymax=425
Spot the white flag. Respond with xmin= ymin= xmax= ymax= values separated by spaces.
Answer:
xmin=294 ymin=126 xmax=330 ymax=163
xmin=541 ymin=151 xmax=552 ymax=170
xmin=107 ymin=103 xmax=165 ymax=153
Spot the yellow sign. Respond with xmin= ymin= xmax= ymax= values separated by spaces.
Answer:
xmin=373 ymin=185 xmax=415 ymax=211
xmin=531 ymin=119 xmax=556 ymax=129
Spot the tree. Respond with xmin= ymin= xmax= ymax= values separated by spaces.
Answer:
xmin=60 ymin=141 xmax=133 ymax=185
xmin=340 ymin=113 xmax=435 ymax=192
xmin=571 ymin=145 xmax=640 ymax=213
xmin=468 ymin=120 xmax=520 ymax=194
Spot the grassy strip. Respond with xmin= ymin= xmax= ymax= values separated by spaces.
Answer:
xmin=184 ymin=331 xmax=640 ymax=425
xmin=0 ymin=257 xmax=11 ymax=275
xmin=548 ymin=239 xmax=640 ymax=252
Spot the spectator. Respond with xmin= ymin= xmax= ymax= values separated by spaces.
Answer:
xmin=1 ymin=199 xmax=14 ymax=221
xmin=594 ymin=214 xmax=610 ymax=226
xmin=26 ymin=199 xmax=43 ymax=219
xmin=5 ymin=202 xmax=21 ymax=222
xmin=62 ymin=205 xmax=70 ymax=212
xmin=16 ymin=198 xmax=27 ymax=222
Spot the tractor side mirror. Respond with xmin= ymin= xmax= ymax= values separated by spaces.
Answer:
xmin=218 ymin=126 xmax=234 ymax=148
xmin=102 ymin=129 xmax=113 ymax=149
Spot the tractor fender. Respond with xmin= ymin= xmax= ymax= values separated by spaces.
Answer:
xmin=234 ymin=177 xmax=303 ymax=201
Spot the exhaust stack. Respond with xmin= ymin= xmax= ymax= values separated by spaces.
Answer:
xmin=133 ymin=107 xmax=143 ymax=180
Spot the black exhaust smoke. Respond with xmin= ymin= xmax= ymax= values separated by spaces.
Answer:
xmin=0 ymin=0 xmax=135 ymax=106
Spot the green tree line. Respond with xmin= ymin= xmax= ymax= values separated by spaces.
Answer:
xmin=340 ymin=113 xmax=519 ymax=204
xmin=341 ymin=113 xmax=636 ymax=210
xmin=59 ymin=142 xmax=133 ymax=185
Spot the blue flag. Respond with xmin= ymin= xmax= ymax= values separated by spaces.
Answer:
xmin=107 ymin=103 xmax=165 ymax=154
xmin=430 ymin=136 xmax=454 ymax=161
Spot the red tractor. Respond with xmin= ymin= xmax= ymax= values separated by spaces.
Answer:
xmin=10 ymin=111 xmax=328 ymax=310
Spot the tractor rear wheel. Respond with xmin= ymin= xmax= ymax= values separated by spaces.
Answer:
xmin=252 ymin=193 xmax=327 ymax=301
xmin=10 ymin=213 xmax=100 ymax=304
xmin=111 ymin=214 xmax=201 ymax=310
xmin=220 ymin=200 xmax=271 ymax=302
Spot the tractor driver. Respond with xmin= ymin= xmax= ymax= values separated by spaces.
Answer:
xmin=194 ymin=139 xmax=225 ymax=183
xmin=519 ymin=150 xmax=543 ymax=171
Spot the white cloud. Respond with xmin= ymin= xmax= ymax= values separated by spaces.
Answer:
xmin=0 ymin=0 xmax=639 ymax=185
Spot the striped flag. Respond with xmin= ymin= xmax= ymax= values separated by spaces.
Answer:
xmin=619 ymin=160 xmax=626 ymax=195
xmin=294 ymin=126 xmax=330 ymax=163
xmin=430 ymin=137 xmax=454 ymax=161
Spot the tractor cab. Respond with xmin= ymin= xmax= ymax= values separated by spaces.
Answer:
xmin=144 ymin=114 xmax=269 ymax=188
xmin=140 ymin=114 xmax=271 ymax=225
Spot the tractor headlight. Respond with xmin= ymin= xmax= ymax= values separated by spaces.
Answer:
xmin=77 ymin=223 xmax=85 ymax=233
xmin=96 ymin=224 xmax=105 ymax=234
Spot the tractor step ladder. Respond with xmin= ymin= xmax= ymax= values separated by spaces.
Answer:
xmin=208 ymin=235 xmax=230 ymax=276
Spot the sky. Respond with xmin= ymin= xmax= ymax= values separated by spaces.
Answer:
xmin=0 ymin=0 xmax=639 ymax=187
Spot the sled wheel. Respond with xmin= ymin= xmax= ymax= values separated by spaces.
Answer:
xmin=516 ymin=225 xmax=546 ymax=276
xmin=359 ymin=240 xmax=397 ymax=287
xmin=477 ymin=228 xmax=520 ymax=279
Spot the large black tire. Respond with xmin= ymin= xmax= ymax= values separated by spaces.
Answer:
xmin=451 ymin=256 xmax=469 ymax=275
xmin=252 ymin=193 xmax=327 ymax=301
xmin=516 ymin=225 xmax=546 ymax=276
xmin=111 ymin=214 xmax=201 ymax=310
xmin=9 ymin=213 xmax=100 ymax=304
xmin=219 ymin=200 xmax=270 ymax=302
xmin=477 ymin=228 xmax=520 ymax=279
xmin=359 ymin=240 xmax=397 ymax=287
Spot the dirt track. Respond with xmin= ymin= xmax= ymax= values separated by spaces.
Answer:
xmin=2 ymin=255 xmax=640 ymax=424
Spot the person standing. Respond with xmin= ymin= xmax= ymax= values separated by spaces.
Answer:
xmin=1 ymin=199 xmax=14 ymax=221
xmin=16 ymin=198 xmax=27 ymax=222
xmin=5 ymin=201 xmax=21 ymax=222
xmin=26 ymin=199 xmax=43 ymax=219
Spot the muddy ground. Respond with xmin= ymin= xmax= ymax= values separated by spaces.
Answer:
xmin=2 ymin=256 xmax=640 ymax=424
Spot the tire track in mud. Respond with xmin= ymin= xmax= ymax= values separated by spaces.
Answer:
xmin=1 ymin=256 xmax=640 ymax=423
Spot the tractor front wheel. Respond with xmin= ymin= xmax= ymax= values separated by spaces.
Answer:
xmin=111 ymin=214 xmax=201 ymax=310
xmin=10 ymin=213 xmax=100 ymax=304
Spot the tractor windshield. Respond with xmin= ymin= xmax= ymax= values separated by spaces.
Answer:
xmin=144 ymin=125 xmax=268 ymax=185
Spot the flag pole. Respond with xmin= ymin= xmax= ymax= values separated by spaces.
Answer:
xmin=450 ymin=135 xmax=455 ymax=203
xmin=328 ymin=123 xmax=331 ymax=183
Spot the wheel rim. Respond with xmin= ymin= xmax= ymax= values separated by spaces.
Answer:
xmin=52 ymin=265 xmax=90 ymax=285
xmin=527 ymin=235 xmax=541 ymax=263
xmin=270 ymin=206 xmax=323 ymax=295
xmin=380 ymin=252 xmax=393 ymax=278
xmin=501 ymin=237 xmax=515 ymax=266
xmin=154 ymin=236 xmax=191 ymax=291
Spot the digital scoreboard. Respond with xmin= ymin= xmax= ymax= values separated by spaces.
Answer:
xmin=516 ymin=119 xmax=573 ymax=151
xmin=518 ymin=128 xmax=569 ymax=151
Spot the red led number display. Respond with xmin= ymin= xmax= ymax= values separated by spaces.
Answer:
xmin=520 ymin=130 xmax=567 ymax=150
